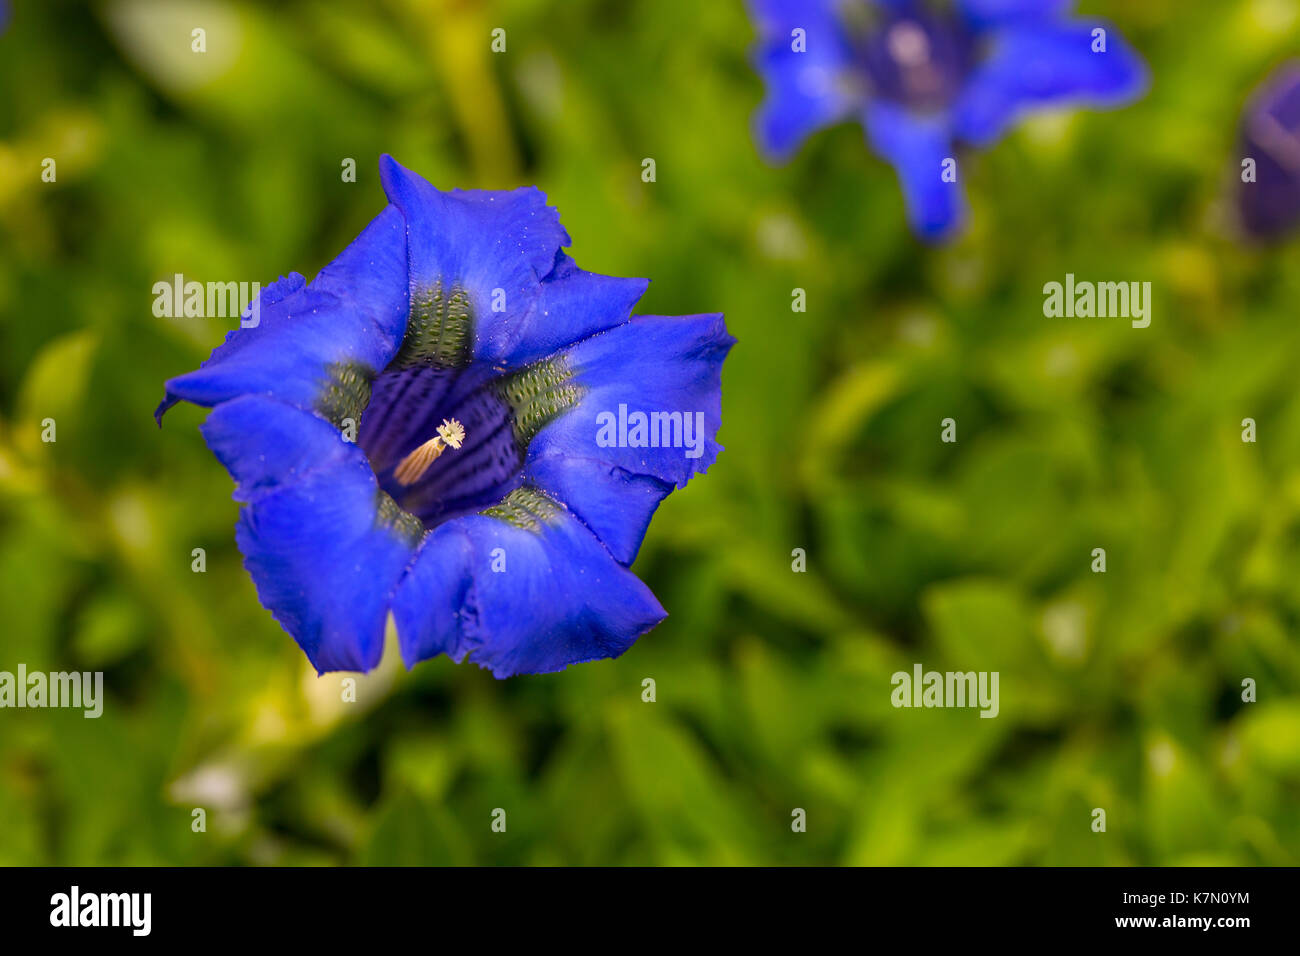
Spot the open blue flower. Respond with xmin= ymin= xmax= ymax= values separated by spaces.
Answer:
xmin=748 ymin=0 xmax=1148 ymax=240
xmin=158 ymin=156 xmax=734 ymax=677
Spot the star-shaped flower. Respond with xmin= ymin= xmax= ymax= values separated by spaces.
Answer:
xmin=159 ymin=157 xmax=734 ymax=677
xmin=749 ymin=0 xmax=1149 ymax=240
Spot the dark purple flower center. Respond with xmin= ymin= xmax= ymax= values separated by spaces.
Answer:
xmin=1238 ymin=65 xmax=1300 ymax=240
xmin=352 ymin=283 xmax=582 ymax=531
xmin=857 ymin=2 xmax=976 ymax=112
xmin=357 ymin=365 xmax=517 ymax=528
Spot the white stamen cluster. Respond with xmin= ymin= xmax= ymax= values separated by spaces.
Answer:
xmin=394 ymin=418 xmax=466 ymax=486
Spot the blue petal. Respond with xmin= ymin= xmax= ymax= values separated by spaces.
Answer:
xmin=748 ymin=0 xmax=840 ymax=20
xmin=156 ymin=205 xmax=409 ymax=422
xmin=210 ymin=400 xmax=423 ymax=674
xmin=522 ymin=313 xmax=732 ymax=564
xmin=952 ymin=21 xmax=1149 ymax=147
xmin=154 ymin=272 xmax=304 ymax=422
xmin=309 ymin=204 xmax=411 ymax=345
xmin=199 ymin=394 xmax=352 ymax=502
xmin=862 ymin=102 xmax=967 ymax=241
xmin=392 ymin=492 xmax=666 ymax=677
xmin=956 ymin=0 xmax=1072 ymax=29
xmin=381 ymin=156 xmax=637 ymax=368
xmin=748 ymin=0 xmax=859 ymax=161
xmin=532 ymin=314 xmax=733 ymax=488
xmin=508 ymin=252 xmax=649 ymax=365
xmin=525 ymin=452 xmax=673 ymax=566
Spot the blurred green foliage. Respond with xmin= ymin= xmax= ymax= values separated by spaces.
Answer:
xmin=2 ymin=0 xmax=1300 ymax=866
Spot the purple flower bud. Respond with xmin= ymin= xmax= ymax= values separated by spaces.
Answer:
xmin=1238 ymin=62 xmax=1300 ymax=241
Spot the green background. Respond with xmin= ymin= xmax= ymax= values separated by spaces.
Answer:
xmin=2 ymin=0 xmax=1299 ymax=865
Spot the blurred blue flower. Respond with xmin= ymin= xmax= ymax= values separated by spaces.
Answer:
xmin=748 ymin=0 xmax=1148 ymax=240
xmin=158 ymin=156 xmax=733 ymax=677
xmin=1237 ymin=61 xmax=1300 ymax=241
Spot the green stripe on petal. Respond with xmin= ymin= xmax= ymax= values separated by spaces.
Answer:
xmin=393 ymin=280 xmax=473 ymax=370
xmin=494 ymin=355 xmax=584 ymax=447
xmin=317 ymin=360 xmax=374 ymax=429
xmin=376 ymin=489 xmax=427 ymax=545
xmin=481 ymin=486 xmax=562 ymax=532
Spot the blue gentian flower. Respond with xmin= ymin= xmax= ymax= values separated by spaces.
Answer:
xmin=748 ymin=0 xmax=1148 ymax=240
xmin=158 ymin=156 xmax=734 ymax=677
xmin=1237 ymin=61 xmax=1300 ymax=241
